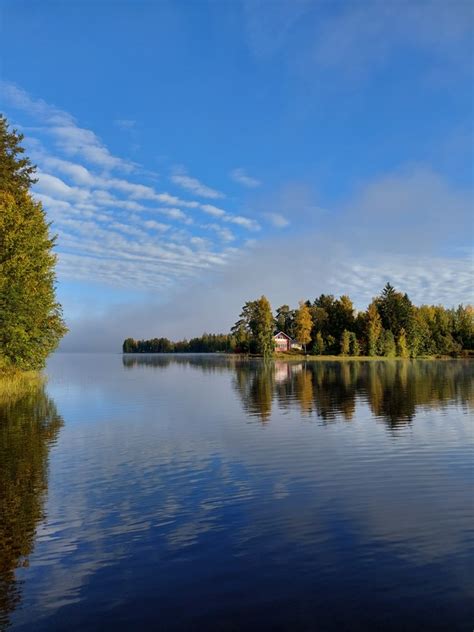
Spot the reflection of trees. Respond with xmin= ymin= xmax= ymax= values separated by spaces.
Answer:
xmin=232 ymin=362 xmax=274 ymax=422
xmin=294 ymin=369 xmax=314 ymax=415
xmin=122 ymin=355 xmax=473 ymax=428
xmin=0 ymin=385 xmax=63 ymax=629
xmin=231 ymin=359 xmax=473 ymax=428
xmin=122 ymin=354 xmax=240 ymax=374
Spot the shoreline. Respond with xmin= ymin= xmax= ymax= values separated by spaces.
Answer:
xmin=121 ymin=351 xmax=471 ymax=361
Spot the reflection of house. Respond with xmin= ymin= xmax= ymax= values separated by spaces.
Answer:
xmin=274 ymin=361 xmax=291 ymax=383
xmin=273 ymin=331 xmax=302 ymax=352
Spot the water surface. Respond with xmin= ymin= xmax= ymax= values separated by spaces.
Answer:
xmin=1 ymin=354 xmax=473 ymax=631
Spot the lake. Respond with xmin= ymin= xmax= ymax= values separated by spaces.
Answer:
xmin=1 ymin=354 xmax=473 ymax=631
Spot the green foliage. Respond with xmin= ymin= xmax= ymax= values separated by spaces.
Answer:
xmin=253 ymin=296 xmax=275 ymax=358
xmin=325 ymin=335 xmax=337 ymax=355
xmin=366 ymin=301 xmax=382 ymax=356
xmin=123 ymin=333 xmax=235 ymax=354
xmin=312 ymin=331 xmax=325 ymax=355
xmin=340 ymin=329 xmax=351 ymax=355
xmin=375 ymin=283 xmax=414 ymax=337
xmin=231 ymin=296 xmax=274 ymax=356
xmin=349 ymin=332 xmax=360 ymax=356
xmin=0 ymin=115 xmax=37 ymax=195
xmin=0 ymin=192 xmax=67 ymax=370
xmin=0 ymin=117 xmax=66 ymax=370
xmin=125 ymin=284 xmax=473 ymax=358
xmin=380 ymin=330 xmax=396 ymax=357
xmin=294 ymin=300 xmax=312 ymax=352
xmin=275 ymin=305 xmax=294 ymax=337
xmin=396 ymin=328 xmax=409 ymax=358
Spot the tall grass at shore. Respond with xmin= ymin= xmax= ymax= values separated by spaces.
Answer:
xmin=0 ymin=358 xmax=44 ymax=407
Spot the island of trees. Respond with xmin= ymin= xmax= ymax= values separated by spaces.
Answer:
xmin=123 ymin=286 xmax=473 ymax=358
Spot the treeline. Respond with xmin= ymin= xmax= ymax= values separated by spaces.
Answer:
xmin=123 ymin=333 xmax=234 ymax=354
xmin=123 ymin=283 xmax=473 ymax=358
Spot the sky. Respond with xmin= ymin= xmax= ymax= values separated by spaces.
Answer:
xmin=0 ymin=0 xmax=473 ymax=351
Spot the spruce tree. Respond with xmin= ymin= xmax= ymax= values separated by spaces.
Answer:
xmin=0 ymin=116 xmax=67 ymax=370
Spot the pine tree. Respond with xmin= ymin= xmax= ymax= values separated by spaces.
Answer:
xmin=0 ymin=117 xmax=66 ymax=370
xmin=0 ymin=115 xmax=37 ymax=195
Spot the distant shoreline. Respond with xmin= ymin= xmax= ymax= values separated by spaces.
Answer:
xmin=121 ymin=351 xmax=471 ymax=361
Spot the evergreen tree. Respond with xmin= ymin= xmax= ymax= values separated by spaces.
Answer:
xmin=325 ymin=335 xmax=337 ymax=355
xmin=0 ymin=118 xmax=67 ymax=370
xmin=0 ymin=115 xmax=37 ymax=196
xmin=375 ymin=283 xmax=414 ymax=336
xmin=275 ymin=304 xmax=294 ymax=336
xmin=294 ymin=300 xmax=312 ymax=353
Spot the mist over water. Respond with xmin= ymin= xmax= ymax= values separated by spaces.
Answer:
xmin=2 ymin=354 xmax=473 ymax=631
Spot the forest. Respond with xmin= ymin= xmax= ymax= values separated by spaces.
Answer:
xmin=123 ymin=284 xmax=473 ymax=358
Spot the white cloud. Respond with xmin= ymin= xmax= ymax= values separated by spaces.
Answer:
xmin=224 ymin=215 xmax=260 ymax=231
xmin=1 ymin=81 xmax=137 ymax=173
xmin=144 ymin=220 xmax=170 ymax=232
xmin=230 ymin=168 xmax=261 ymax=188
xmin=204 ymin=224 xmax=236 ymax=243
xmin=200 ymin=204 xmax=226 ymax=218
xmin=1 ymin=82 xmax=270 ymax=301
xmin=170 ymin=172 xmax=225 ymax=199
xmin=57 ymin=164 xmax=473 ymax=349
xmin=35 ymin=172 xmax=90 ymax=203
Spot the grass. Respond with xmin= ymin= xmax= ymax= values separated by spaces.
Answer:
xmin=0 ymin=359 xmax=44 ymax=406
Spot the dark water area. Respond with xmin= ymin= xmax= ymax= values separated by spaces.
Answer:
xmin=1 ymin=354 xmax=473 ymax=631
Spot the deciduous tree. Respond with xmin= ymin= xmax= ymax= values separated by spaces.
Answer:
xmin=294 ymin=301 xmax=312 ymax=353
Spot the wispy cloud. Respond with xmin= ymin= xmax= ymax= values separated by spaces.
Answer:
xmin=242 ymin=0 xmax=473 ymax=81
xmin=2 ymin=81 xmax=137 ymax=173
xmin=201 ymin=203 xmax=260 ymax=230
xmin=230 ymin=167 xmax=261 ymax=188
xmin=170 ymin=170 xmax=225 ymax=199
xmin=0 ymin=82 xmax=263 ymax=291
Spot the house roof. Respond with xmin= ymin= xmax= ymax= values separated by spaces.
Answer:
xmin=273 ymin=331 xmax=292 ymax=340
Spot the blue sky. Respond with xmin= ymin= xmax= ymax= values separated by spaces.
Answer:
xmin=0 ymin=0 xmax=473 ymax=349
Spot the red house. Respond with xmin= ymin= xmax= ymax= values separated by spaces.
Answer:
xmin=273 ymin=331 xmax=297 ymax=352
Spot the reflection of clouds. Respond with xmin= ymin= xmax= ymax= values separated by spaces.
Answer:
xmin=10 ymin=354 xmax=474 ymax=629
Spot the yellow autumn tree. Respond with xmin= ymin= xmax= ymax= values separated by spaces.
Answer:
xmin=294 ymin=301 xmax=312 ymax=354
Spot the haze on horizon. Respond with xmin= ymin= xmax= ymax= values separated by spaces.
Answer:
xmin=0 ymin=0 xmax=472 ymax=351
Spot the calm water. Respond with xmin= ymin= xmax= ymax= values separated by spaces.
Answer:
xmin=1 ymin=354 xmax=473 ymax=631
